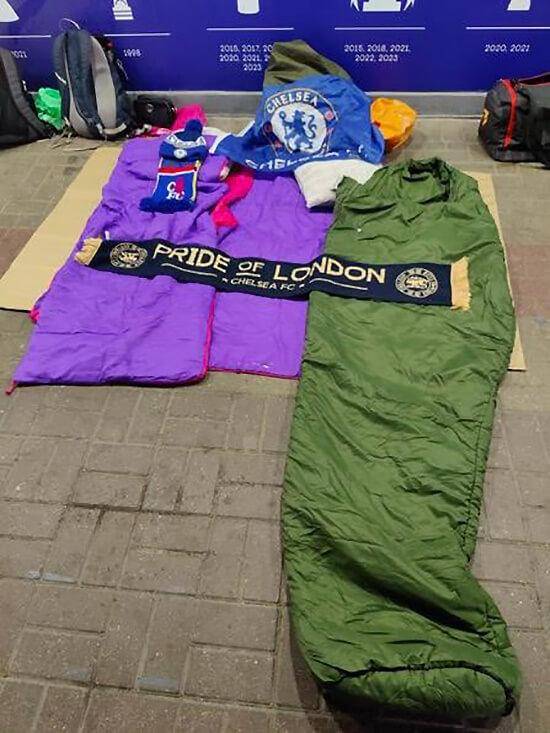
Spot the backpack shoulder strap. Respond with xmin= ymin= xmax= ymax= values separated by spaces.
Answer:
xmin=52 ymin=33 xmax=70 ymax=124
xmin=90 ymin=37 xmax=120 ymax=135
xmin=90 ymin=37 xmax=131 ymax=138
xmin=70 ymin=30 xmax=102 ymax=136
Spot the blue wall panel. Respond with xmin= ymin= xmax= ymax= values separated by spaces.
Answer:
xmin=1 ymin=1 xmax=549 ymax=92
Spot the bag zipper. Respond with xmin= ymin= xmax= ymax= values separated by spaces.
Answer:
xmin=502 ymin=78 xmax=518 ymax=150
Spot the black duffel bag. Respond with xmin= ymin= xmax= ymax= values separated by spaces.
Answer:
xmin=479 ymin=72 xmax=550 ymax=164
xmin=527 ymin=102 xmax=550 ymax=168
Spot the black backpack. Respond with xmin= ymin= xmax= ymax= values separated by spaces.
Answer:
xmin=479 ymin=73 xmax=550 ymax=163
xmin=0 ymin=47 xmax=51 ymax=148
xmin=53 ymin=29 xmax=133 ymax=140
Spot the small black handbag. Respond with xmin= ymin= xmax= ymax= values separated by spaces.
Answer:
xmin=133 ymin=95 xmax=176 ymax=128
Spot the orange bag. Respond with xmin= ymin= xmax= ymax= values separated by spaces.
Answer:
xmin=372 ymin=98 xmax=417 ymax=152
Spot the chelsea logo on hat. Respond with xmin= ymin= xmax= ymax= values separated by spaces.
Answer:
xmin=263 ymin=88 xmax=338 ymax=155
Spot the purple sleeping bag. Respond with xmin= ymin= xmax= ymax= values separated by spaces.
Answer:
xmin=211 ymin=175 xmax=333 ymax=377
xmin=14 ymin=139 xmax=333 ymax=386
xmin=15 ymin=139 xmax=224 ymax=386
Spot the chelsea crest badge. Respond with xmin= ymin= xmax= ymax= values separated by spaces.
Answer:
xmin=395 ymin=267 xmax=439 ymax=299
xmin=263 ymin=87 xmax=338 ymax=155
xmin=110 ymin=242 xmax=148 ymax=269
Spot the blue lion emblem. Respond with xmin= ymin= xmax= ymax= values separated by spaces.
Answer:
xmin=278 ymin=109 xmax=318 ymax=152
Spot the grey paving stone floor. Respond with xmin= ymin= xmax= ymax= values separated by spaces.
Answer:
xmin=0 ymin=119 xmax=548 ymax=732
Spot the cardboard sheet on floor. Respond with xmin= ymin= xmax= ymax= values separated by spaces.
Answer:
xmin=0 ymin=152 xmax=525 ymax=371
xmin=0 ymin=147 xmax=120 ymax=312
xmin=467 ymin=171 xmax=525 ymax=371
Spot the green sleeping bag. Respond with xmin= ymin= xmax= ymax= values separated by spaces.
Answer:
xmin=283 ymin=159 xmax=521 ymax=719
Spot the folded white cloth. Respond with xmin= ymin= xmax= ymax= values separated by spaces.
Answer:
xmin=295 ymin=159 xmax=382 ymax=209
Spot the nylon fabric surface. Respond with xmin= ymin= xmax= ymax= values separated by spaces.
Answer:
xmin=14 ymin=138 xmax=227 ymax=385
xmin=14 ymin=140 xmax=332 ymax=384
xmin=263 ymin=39 xmax=351 ymax=87
xmin=283 ymin=158 xmax=521 ymax=718
xmin=210 ymin=175 xmax=331 ymax=377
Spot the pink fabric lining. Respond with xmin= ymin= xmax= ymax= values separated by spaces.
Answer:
xmin=202 ymin=297 xmax=216 ymax=379
xmin=148 ymin=104 xmax=208 ymax=137
xmin=211 ymin=166 xmax=254 ymax=231
xmin=209 ymin=366 xmax=298 ymax=381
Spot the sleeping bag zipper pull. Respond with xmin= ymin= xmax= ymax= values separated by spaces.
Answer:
xmin=5 ymin=380 xmax=17 ymax=396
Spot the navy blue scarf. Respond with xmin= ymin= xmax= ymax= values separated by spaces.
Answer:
xmin=76 ymin=238 xmax=470 ymax=310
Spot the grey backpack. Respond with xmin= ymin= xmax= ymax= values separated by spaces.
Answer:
xmin=53 ymin=29 xmax=133 ymax=140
